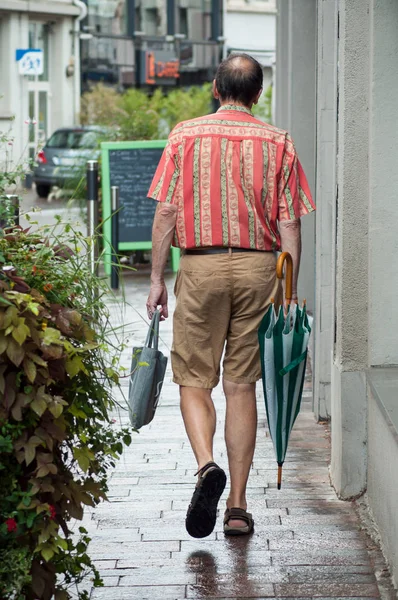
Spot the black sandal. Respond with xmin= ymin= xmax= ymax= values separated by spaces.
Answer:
xmin=185 ymin=461 xmax=227 ymax=538
xmin=224 ymin=507 xmax=254 ymax=536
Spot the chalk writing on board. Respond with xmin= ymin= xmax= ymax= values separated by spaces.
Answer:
xmin=108 ymin=147 xmax=163 ymax=243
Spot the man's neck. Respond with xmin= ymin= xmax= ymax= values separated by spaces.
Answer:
xmin=219 ymin=100 xmax=253 ymax=110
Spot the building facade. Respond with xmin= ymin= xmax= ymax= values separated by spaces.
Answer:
xmin=276 ymin=0 xmax=398 ymax=587
xmin=224 ymin=0 xmax=276 ymax=99
xmin=81 ymin=0 xmax=224 ymax=91
xmin=0 ymin=0 xmax=83 ymax=166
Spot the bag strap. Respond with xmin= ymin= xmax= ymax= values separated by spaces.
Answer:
xmin=145 ymin=310 xmax=160 ymax=351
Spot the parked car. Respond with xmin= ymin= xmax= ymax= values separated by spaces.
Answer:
xmin=33 ymin=126 xmax=105 ymax=198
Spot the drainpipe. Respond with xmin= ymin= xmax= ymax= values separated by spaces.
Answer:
xmin=73 ymin=0 xmax=88 ymax=124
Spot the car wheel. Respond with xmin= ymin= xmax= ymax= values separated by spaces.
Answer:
xmin=36 ymin=184 xmax=51 ymax=198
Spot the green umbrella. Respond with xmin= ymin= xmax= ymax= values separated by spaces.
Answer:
xmin=258 ymin=252 xmax=312 ymax=489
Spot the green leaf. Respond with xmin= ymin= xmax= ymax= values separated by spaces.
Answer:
xmin=6 ymin=337 xmax=25 ymax=366
xmin=68 ymin=403 xmax=87 ymax=419
xmin=30 ymin=396 xmax=47 ymax=417
xmin=0 ymin=332 xmax=8 ymax=354
xmin=27 ymin=301 xmax=40 ymax=315
xmin=48 ymin=401 xmax=64 ymax=419
xmin=21 ymin=436 xmax=43 ymax=465
xmin=42 ymin=327 xmax=63 ymax=345
xmin=12 ymin=320 xmax=30 ymax=345
xmin=41 ymin=546 xmax=54 ymax=562
xmin=0 ymin=296 xmax=12 ymax=306
xmin=66 ymin=355 xmax=88 ymax=377
xmin=27 ymin=351 xmax=47 ymax=367
xmin=73 ymin=447 xmax=94 ymax=473
xmin=23 ymin=357 xmax=37 ymax=383
xmin=11 ymin=393 xmax=32 ymax=421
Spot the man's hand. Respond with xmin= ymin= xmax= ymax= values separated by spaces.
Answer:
xmin=146 ymin=282 xmax=168 ymax=320
xmin=284 ymin=294 xmax=298 ymax=314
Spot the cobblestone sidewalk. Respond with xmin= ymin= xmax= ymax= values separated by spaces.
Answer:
xmin=81 ymin=273 xmax=395 ymax=600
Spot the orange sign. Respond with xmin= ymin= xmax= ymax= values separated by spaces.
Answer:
xmin=144 ymin=51 xmax=180 ymax=85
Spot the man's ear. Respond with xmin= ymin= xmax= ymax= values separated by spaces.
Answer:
xmin=253 ymin=88 xmax=263 ymax=106
xmin=212 ymin=79 xmax=220 ymax=100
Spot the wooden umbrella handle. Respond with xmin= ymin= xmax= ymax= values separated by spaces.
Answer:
xmin=276 ymin=252 xmax=293 ymax=304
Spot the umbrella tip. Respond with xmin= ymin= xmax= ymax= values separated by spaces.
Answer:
xmin=277 ymin=482 xmax=281 ymax=490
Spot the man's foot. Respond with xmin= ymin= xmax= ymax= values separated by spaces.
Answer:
xmin=224 ymin=507 xmax=254 ymax=535
xmin=186 ymin=462 xmax=227 ymax=538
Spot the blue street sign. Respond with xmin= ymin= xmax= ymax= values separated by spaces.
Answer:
xmin=16 ymin=49 xmax=44 ymax=76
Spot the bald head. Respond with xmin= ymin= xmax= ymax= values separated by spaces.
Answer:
xmin=215 ymin=53 xmax=263 ymax=107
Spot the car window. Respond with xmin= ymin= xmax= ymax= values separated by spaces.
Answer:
xmin=46 ymin=130 xmax=99 ymax=149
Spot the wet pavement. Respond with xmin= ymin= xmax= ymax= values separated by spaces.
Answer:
xmin=78 ymin=273 xmax=395 ymax=600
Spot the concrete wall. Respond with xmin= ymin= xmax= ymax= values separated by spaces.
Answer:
xmin=366 ymin=0 xmax=398 ymax=585
xmin=368 ymin=0 xmax=398 ymax=367
xmin=313 ymin=0 xmax=337 ymax=420
xmin=330 ymin=0 xmax=370 ymax=499
xmin=275 ymin=0 xmax=316 ymax=313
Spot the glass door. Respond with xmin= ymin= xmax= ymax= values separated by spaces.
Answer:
xmin=27 ymin=22 xmax=51 ymax=162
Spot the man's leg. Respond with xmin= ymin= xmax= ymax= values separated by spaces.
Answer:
xmin=180 ymin=386 xmax=216 ymax=470
xmin=223 ymin=378 xmax=257 ymax=528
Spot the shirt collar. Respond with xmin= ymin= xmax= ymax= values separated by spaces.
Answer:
xmin=217 ymin=104 xmax=253 ymax=116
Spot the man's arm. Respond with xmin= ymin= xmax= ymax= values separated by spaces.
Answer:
xmin=279 ymin=218 xmax=302 ymax=305
xmin=146 ymin=202 xmax=178 ymax=319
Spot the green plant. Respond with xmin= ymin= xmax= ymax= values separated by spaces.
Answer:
xmin=0 ymin=220 xmax=132 ymax=599
xmin=253 ymin=84 xmax=273 ymax=123
xmin=80 ymin=83 xmax=213 ymax=140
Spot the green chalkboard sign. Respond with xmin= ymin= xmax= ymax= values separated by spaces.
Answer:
xmin=101 ymin=140 xmax=180 ymax=275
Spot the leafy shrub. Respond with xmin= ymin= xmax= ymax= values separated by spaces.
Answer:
xmin=0 ymin=221 xmax=132 ymax=599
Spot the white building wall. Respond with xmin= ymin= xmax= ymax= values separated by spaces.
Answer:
xmin=0 ymin=1 xmax=80 ymax=172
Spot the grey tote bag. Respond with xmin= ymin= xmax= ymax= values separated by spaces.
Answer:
xmin=128 ymin=310 xmax=168 ymax=429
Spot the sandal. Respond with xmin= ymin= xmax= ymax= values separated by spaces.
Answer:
xmin=185 ymin=461 xmax=227 ymax=538
xmin=224 ymin=507 xmax=254 ymax=536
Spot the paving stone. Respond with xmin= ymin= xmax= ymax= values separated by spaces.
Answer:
xmin=271 ymin=550 xmax=372 ymax=566
xmin=187 ymin=580 xmax=275 ymax=598
xmin=274 ymin=583 xmax=380 ymax=597
xmin=91 ymin=585 xmax=187 ymax=599
xmin=119 ymin=567 xmax=197 ymax=586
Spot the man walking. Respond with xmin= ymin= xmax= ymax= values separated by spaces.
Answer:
xmin=146 ymin=54 xmax=315 ymax=538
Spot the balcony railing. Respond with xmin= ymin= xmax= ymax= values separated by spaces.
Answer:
xmin=81 ymin=33 xmax=222 ymax=88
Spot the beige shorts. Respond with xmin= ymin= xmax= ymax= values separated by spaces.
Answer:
xmin=171 ymin=250 xmax=283 ymax=389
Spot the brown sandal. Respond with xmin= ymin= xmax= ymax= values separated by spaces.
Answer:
xmin=186 ymin=462 xmax=226 ymax=539
xmin=224 ymin=507 xmax=254 ymax=536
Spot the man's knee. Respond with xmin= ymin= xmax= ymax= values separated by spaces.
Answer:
xmin=222 ymin=378 xmax=255 ymax=398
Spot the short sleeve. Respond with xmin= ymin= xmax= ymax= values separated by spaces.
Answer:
xmin=148 ymin=140 xmax=180 ymax=204
xmin=277 ymin=135 xmax=315 ymax=221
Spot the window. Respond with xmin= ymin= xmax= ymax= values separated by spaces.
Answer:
xmin=145 ymin=8 xmax=159 ymax=36
xmin=28 ymin=22 xmax=49 ymax=81
xmin=179 ymin=7 xmax=188 ymax=37
xmin=46 ymin=130 xmax=101 ymax=150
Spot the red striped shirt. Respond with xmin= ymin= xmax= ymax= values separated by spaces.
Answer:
xmin=148 ymin=105 xmax=315 ymax=250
